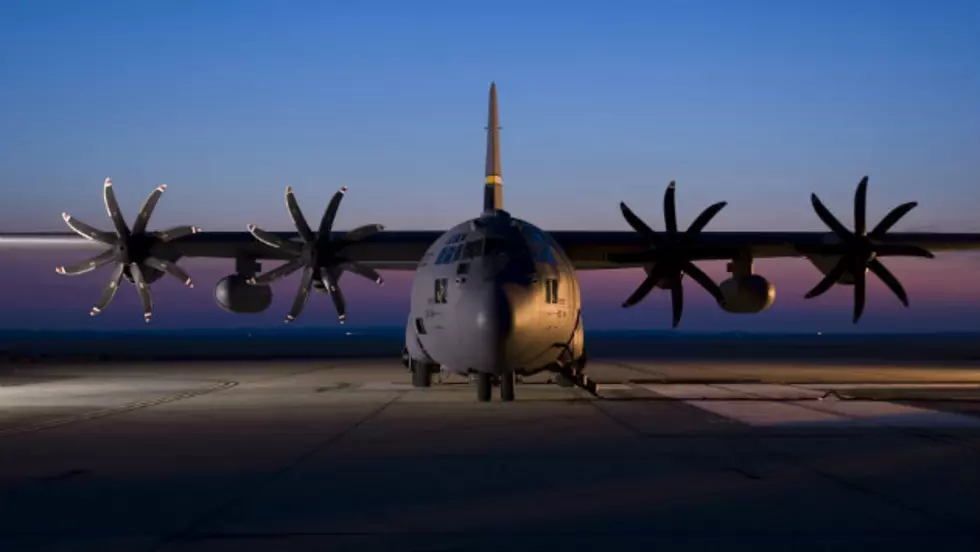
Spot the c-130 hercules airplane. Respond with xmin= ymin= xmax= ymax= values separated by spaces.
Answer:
xmin=2 ymin=83 xmax=980 ymax=402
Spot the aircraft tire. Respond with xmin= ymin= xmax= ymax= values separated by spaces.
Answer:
xmin=500 ymin=371 xmax=515 ymax=401
xmin=411 ymin=360 xmax=432 ymax=387
xmin=476 ymin=373 xmax=492 ymax=402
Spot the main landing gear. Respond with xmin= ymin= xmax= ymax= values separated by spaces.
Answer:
xmin=407 ymin=357 xmax=438 ymax=388
xmin=475 ymin=371 xmax=516 ymax=402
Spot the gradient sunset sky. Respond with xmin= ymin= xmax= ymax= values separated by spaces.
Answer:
xmin=1 ymin=0 xmax=978 ymax=333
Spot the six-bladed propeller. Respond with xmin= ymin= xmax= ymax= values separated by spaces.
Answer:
xmin=55 ymin=178 xmax=200 ymax=322
xmin=801 ymin=176 xmax=933 ymax=323
xmin=245 ymin=186 xmax=385 ymax=323
xmin=617 ymin=181 xmax=728 ymax=328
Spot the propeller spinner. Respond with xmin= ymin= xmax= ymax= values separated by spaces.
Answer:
xmin=618 ymin=181 xmax=728 ymax=328
xmin=56 ymin=178 xmax=200 ymax=322
xmin=246 ymin=186 xmax=385 ymax=323
xmin=802 ymin=176 xmax=933 ymax=323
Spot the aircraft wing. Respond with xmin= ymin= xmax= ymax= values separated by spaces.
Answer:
xmin=6 ymin=229 xmax=979 ymax=272
xmin=2 ymin=177 xmax=978 ymax=273
xmin=0 ymin=230 xmax=442 ymax=271
xmin=553 ymin=230 xmax=980 ymax=269
xmin=554 ymin=177 xmax=980 ymax=269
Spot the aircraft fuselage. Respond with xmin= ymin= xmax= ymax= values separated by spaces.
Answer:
xmin=404 ymin=210 xmax=584 ymax=380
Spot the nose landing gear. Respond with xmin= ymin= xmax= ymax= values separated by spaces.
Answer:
xmin=474 ymin=370 xmax=516 ymax=402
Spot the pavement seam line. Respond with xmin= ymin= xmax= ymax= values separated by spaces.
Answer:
xmin=153 ymin=390 xmax=405 ymax=548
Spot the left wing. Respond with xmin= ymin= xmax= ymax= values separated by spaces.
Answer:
xmin=554 ymin=230 xmax=980 ymax=270
xmin=551 ymin=177 xmax=980 ymax=326
xmin=554 ymin=177 xmax=980 ymax=269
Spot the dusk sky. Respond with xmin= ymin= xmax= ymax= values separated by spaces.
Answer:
xmin=1 ymin=0 xmax=978 ymax=333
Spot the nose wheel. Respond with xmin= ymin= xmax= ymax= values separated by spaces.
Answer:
xmin=500 ymin=371 xmax=515 ymax=402
xmin=475 ymin=371 xmax=516 ymax=402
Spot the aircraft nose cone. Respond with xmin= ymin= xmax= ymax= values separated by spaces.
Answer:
xmin=475 ymin=287 xmax=515 ymax=338
xmin=457 ymin=284 xmax=524 ymax=374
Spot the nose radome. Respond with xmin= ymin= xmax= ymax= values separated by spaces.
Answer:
xmin=457 ymin=284 xmax=524 ymax=373
xmin=475 ymin=286 xmax=515 ymax=338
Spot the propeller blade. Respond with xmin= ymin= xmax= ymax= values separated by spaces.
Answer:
xmin=811 ymin=194 xmax=852 ymax=239
xmin=619 ymin=202 xmax=660 ymax=244
xmin=870 ymin=201 xmax=917 ymax=237
xmin=342 ymin=223 xmax=384 ymax=243
xmin=247 ymin=258 xmax=303 ymax=286
xmin=323 ymin=269 xmax=347 ymax=323
xmin=663 ymin=182 xmax=678 ymax=235
xmin=681 ymin=260 xmax=725 ymax=305
xmin=154 ymin=225 xmax=201 ymax=242
xmin=670 ymin=276 xmax=684 ymax=328
xmin=868 ymin=259 xmax=909 ymax=307
xmin=102 ymin=178 xmax=131 ymax=238
xmin=62 ymin=213 xmax=114 ymax=244
xmin=622 ymin=273 xmax=659 ymax=308
xmin=804 ymin=258 xmax=848 ymax=299
xmin=132 ymin=184 xmax=166 ymax=235
xmin=854 ymin=176 xmax=868 ymax=235
xmin=685 ymin=201 xmax=727 ymax=239
xmin=852 ymin=263 xmax=866 ymax=323
xmin=247 ymin=225 xmax=303 ymax=255
xmin=318 ymin=186 xmax=347 ymax=237
xmin=312 ymin=269 xmax=329 ymax=293
xmin=90 ymin=264 xmax=125 ymax=316
xmin=130 ymin=263 xmax=154 ymax=323
xmin=340 ymin=260 xmax=384 ymax=285
xmin=285 ymin=266 xmax=315 ymax=323
xmin=285 ymin=186 xmax=314 ymax=242
xmin=875 ymin=244 xmax=934 ymax=258
xmin=143 ymin=257 xmax=194 ymax=287
xmin=56 ymin=249 xmax=116 ymax=276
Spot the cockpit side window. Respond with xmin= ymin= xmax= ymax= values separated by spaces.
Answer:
xmin=522 ymin=226 xmax=557 ymax=265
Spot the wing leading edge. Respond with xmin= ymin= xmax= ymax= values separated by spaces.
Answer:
xmin=5 ymin=227 xmax=978 ymax=270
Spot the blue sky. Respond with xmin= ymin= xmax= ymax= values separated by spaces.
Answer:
xmin=0 ymin=0 xmax=978 ymax=332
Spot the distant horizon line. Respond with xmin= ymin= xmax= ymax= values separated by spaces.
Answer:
xmin=3 ymin=327 xmax=979 ymax=338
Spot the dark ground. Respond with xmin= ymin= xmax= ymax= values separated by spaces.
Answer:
xmin=2 ymin=347 xmax=980 ymax=551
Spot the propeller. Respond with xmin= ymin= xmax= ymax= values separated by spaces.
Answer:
xmin=246 ymin=186 xmax=385 ymax=323
xmin=56 ymin=177 xmax=200 ymax=322
xmin=803 ymin=176 xmax=933 ymax=323
xmin=618 ymin=181 xmax=728 ymax=328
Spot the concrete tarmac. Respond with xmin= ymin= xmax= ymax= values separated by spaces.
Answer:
xmin=2 ymin=359 xmax=980 ymax=551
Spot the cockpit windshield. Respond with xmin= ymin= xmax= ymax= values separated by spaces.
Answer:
xmin=463 ymin=239 xmax=484 ymax=259
xmin=484 ymin=236 xmax=507 ymax=256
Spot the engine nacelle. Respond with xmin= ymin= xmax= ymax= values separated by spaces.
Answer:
xmin=213 ymin=274 xmax=273 ymax=314
xmin=719 ymin=275 xmax=776 ymax=314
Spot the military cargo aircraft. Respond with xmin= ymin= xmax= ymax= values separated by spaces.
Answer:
xmin=2 ymin=83 xmax=979 ymax=402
